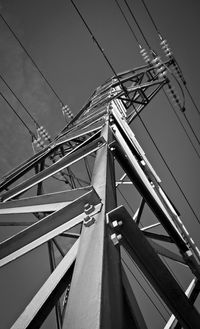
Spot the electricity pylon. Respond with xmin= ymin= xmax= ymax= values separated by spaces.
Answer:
xmin=0 ymin=59 xmax=200 ymax=329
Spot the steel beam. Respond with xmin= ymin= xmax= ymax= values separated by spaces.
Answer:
xmin=108 ymin=205 xmax=200 ymax=329
xmin=0 ymin=187 xmax=92 ymax=214
xmin=10 ymin=239 xmax=79 ymax=329
xmin=143 ymin=231 xmax=173 ymax=243
xmin=0 ymin=189 xmax=100 ymax=267
xmin=135 ymin=198 xmax=145 ymax=224
xmin=62 ymin=122 xmax=136 ymax=329
xmin=164 ymin=278 xmax=200 ymax=329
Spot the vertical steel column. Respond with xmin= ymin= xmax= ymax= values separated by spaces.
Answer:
xmin=62 ymin=120 xmax=137 ymax=328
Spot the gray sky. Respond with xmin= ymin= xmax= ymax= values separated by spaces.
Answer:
xmin=0 ymin=0 xmax=200 ymax=328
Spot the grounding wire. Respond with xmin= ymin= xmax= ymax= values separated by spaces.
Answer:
xmin=0 ymin=90 xmax=35 ymax=138
xmin=163 ymin=89 xmax=200 ymax=159
xmin=0 ymin=12 xmax=65 ymax=107
xmin=122 ymin=256 xmax=168 ymax=322
xmin=139 ymin=0 xmax=200 ymax=116
xmin=0 ymin=73 xmax=40 ymax=128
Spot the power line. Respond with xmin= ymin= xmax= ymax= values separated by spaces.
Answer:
xmin=113 ymin=0 xmax=141 ymax=46
xmin=163 ymin=89 xmax=200 ymax=160
xmin=183 ymin=113 xmax=200 ymax=146
xmin=0 ymin=12 xmax=65 ymax=107
xmin=139 ymin=0 xmax=161 ymax=37
xmin=0 ymin=90 xmax=35 ymax=138
xmin=0 ymin=73 xmax=40 ymax=127
xmin=68 ymin=0 xmax=119 ymax=78
xmin=184 ymin=83 xmax=200 ymax=116
xmin=68 ymin=0 xmax=131 ymax=106
xmin=122 ymin=0 xmax=151 ymax=50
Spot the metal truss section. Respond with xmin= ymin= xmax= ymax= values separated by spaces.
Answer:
xmin=0 ymin=188 xmax=101 ymax=267
xmin=1 ymin=134 xmax=105 ymax=201
xmin=0 ymin=63 xmax=200 ymax=329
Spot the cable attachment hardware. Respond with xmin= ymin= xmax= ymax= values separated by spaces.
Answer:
xmin=151 ymin=56 xmax=166 ymax=79
xmin=110 ymin=233 xmax=122 ymax=246
xmin=83 ymin=203 xmax=95 ymax=227
xmin=62 ymin=105 xmax=74 ymax=121
xmin=112 ymin=220 xmax=123 ymax=228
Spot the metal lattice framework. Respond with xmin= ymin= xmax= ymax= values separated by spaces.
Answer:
xmin=0 ymin=60 xmax=200 ymax=329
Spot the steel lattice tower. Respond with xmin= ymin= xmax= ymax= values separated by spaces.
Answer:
xmin=0 ymin=60 xmax=200 ymax=329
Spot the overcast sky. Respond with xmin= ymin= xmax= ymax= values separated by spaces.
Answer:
xmin=0 ymin=1 xmax=200 ymax=328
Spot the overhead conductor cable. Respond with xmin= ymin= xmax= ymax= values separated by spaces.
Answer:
xmin=0 ymin=12 xmax=65 ymax=107
xmin=0 ymin=90 xmax=35 ymax=139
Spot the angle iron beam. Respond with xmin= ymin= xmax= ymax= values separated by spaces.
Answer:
xmin=0 ymin=187 xmax=92 ymax=214
xmin=47 ymin=240 xmax=62 ymax=329
xmin=164 ymin=278 xmax=200 ymax=329
xmin=0 ymin=189 xmax=100 ymax=267
xmin=143 ymin=231 xmax=174 ymax=243
xmin=10 ymin=239 xmax=79 ymax=329
xmin=63 ymin=122 xmax=136 ymax=329
xmin=56 ymin=122 xmax=103 ymax=146
xmin=135 ymin=198 xmax=145 ymax=224
xmin=108 ymin=205 xmax=200 ymax=329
